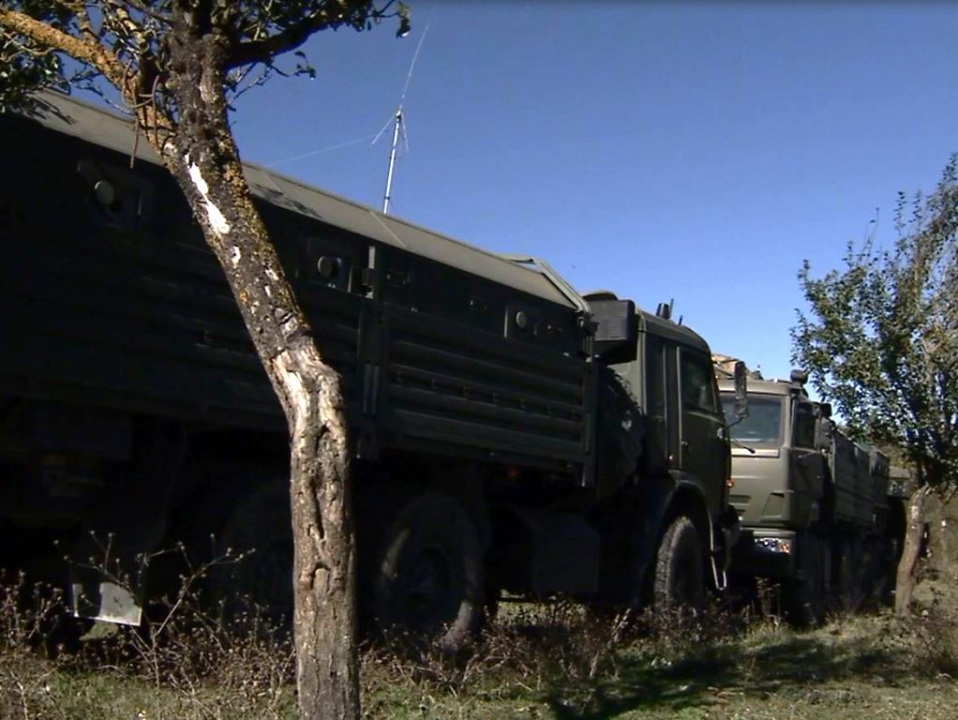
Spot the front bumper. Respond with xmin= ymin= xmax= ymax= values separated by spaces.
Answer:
xmin=731 ymin=528 xmax=798 ymax=581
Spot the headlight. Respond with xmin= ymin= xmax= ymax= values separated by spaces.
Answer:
xmin=756 ymin=537 xmax=792 ymax=554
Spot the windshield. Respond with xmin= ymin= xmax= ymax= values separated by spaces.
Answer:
xmin=721 ymin=395 xmax=783 ymax=445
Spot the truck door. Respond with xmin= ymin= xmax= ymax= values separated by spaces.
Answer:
xmin=643 ymin=333 xmax=675 ymax=472
xmin=790 ymin=399 xmax=825 ymax=527
xmin=678 ymin=347 xmax=728 ymax=512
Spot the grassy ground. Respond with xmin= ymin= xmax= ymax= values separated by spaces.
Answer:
xmin=361 ymin=603 xmax=958 ymax=720
xmin=2 ymin=586 xmax=957 ymax=720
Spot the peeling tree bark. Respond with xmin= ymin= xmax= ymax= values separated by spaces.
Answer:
xmin=274 ymin=345 xmax=357 ymax=719
xmin=135 ymin=24 xmax=360 ymax=720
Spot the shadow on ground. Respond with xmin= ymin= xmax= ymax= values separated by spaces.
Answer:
xmin=544 ymin=627 xmax=910 ymax=719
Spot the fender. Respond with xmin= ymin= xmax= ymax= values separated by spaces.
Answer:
xmin=638 ymin=470 xmax=727 ymax=592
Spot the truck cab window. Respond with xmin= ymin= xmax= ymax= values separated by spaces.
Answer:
xmin=642 ymin=334 xmax=671 ymax=467
xmin=721 ymin=395 xmax=783 ymax=445
xmin=680 ymin=351 xmax=716 ymax=413
xmin=645 ymin=336 xmax=666 ymax=421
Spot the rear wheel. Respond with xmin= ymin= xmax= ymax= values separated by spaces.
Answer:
xmin=838 ymin=535 xmax=865 ymax=612
xmin=881 ymin=536 xmax=902 ymax=606
xmin=364 ymin=492 xmax=484 ymax=651
xmin=207 ymin=482 xmax=293 ymax=630
xmin=653 ymin=516 xmax=705 ymax=614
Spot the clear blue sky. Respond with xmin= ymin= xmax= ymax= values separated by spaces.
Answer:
xmin=230 ymin=1 xmax=958 ymax=381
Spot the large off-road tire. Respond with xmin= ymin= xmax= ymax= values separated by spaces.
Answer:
xmin=207 ymin=482 xmax=293 ymax=630
xmin=364 ymin=491 xmax=484 ymax=651
xmin=653 ymin=516 xmax=705 ymax=614
xmin=880 ymin=536 xmax=902 ymax=607
xmin=26 ymin=581 xmax=93 ymax=658
xmin=784 ymin=533 xmax=824 ymax=627
xmin=860 ymin=536 xmax=883 ymax=608
xmin=820 ymin=538 xmax=834 ymax=611
xmin=837 ymin=535 xmax=865 ymax=612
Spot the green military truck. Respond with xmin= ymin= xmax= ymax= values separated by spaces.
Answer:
xmin=715 ymin=365 xmax=907 ymax=623
xmin=0 ymin=92 xmax=744 ymax=643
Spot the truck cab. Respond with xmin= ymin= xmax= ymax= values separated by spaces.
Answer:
xmin=716 ymin=368 xmax=905 ymax=623
xmin=715 ymin=373 xmax=832 ymax=622
xmin=604 ymin=307 xmax=740 ymax=600
xmin=719 ymin=375 xmax=825 ymax=544
xmin=614 ymin=312 xmax=730 ymax=520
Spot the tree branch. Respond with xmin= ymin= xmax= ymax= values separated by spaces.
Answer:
xmin=226 ymin=1 xmax=409 ymax=73
xmin=76 ymin=3 xmax=97 ymax=43
xmin=226 ymin=9 xmax=336 ymax=69
xmin=118 ymin=0 xmax=173 ymax=23
xmin=0 ymin=7 xmax=125 ymax=87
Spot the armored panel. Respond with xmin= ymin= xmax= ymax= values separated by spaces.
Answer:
xmin=0 ymin=119 xmax=349 ymax=431
xmin=869 ymin=449 xmax=890 ymax=512
xmin=378 ymin=304 xmax=590 ymax=470
xmin=854 ymin=444 xmax=874 ymax=525
xmin=0 ymin=95 xmax=595 ymax=480
xmin=22 ymin=92 xmax=580 ymax=310
xmin=830 ymin=433 xmax=861 ymax=525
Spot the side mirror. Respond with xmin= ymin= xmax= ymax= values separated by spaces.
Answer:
xmin=819 ymin=402 xmax=832 ymax=418
xmin=588 ymin=298 xmax=638 ymax=364
xmin=790 ymin=368 xmax=809 ymax=385
xmin=733 ymin=361 xmax=748 ymax=419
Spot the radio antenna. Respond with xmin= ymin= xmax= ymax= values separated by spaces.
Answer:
xmin=376 ymin=21 xmax=430 ymax=215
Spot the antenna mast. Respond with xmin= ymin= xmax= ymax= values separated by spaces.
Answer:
xmin=382 ymin=107 xmax=403 ymax=214
xmin=378 ymin=21 xmax=430 ymax=215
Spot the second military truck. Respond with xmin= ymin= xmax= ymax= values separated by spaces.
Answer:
xmin=717 ymin=367 xmax=906 ymax=623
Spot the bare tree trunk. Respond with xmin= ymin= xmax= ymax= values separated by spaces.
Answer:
xmin=895 ymin=485 xmax=929 ymax=617
xmin=134 ymin=26 xmax=360 ymax=720
xmin=274 ymin=344 xmax=358 ymax=719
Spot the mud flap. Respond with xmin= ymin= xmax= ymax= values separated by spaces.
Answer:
xmin=712 ymin=504 xmax=742 ymax=592
xmin=69 ymin=422 xmax=185 ymax=625
xmin=71 ymin=580 xmax=142 ymax=626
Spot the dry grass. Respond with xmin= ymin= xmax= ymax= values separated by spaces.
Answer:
xmin=0 ymin=570 xmax=296 ymax=720
xmin=2 ymin=575 xmax=958 ymax=720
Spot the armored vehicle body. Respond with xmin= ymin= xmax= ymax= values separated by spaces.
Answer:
xmin=0 ymin=92 xmax=741 ymax=641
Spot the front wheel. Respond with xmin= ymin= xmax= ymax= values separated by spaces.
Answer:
xmin=653 ymin=515 xmax=705 ymax=614
xmin=206 ymin=482 xmax=293 ymax=629
xmin=365 ymin=492 xmax=485 ymax=651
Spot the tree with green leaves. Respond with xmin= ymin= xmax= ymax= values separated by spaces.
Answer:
xmin=0 ymin=2 xmax=409 ymax=717
xmin=793 ymin=157 xmax=958 ymax=616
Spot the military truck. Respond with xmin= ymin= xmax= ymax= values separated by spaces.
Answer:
xmin=0 ymin=92 xmax=743 ymax=643
xmin=716 ymin=368 xmax=907 ymax=623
